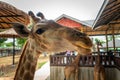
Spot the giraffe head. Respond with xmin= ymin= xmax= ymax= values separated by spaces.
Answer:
xmin=13 ymin=11 xmax=93 ymax=55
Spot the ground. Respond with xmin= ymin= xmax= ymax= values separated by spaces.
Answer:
xmin=0 ymin=54 xmax=49 ymax=80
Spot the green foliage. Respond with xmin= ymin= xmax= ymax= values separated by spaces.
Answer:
xmin=107 ymin=35 xmax=120 ymax=41
xmin=38 ymin=62 xmax=46 ymax=68
xmin=5 ymin=42 xmax=13 ymax=47
xmin=0 ymin=38 xmax=7 ymax=44
xmin=94 ymin=38 xmax=105 ymax=46
xmin=95 ymin=38 xmax=99 ymax=43
xmin=107 ymin=35 xmax=113 ymax=41
xmin=16 ymin=38 xmax=27 ymax=48
xmin=0 ymin=38 xmax=7 ymax=47
xmin=95 ymin=38 xmax=101 ymax=45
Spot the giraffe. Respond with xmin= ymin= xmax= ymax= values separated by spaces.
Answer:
xmin=64 ymin=40 xmax=92 ymax=80
xmin=94 ymin=54 xmax=106 ymax=80
xmin=12 ymin=11 xmax=92 ymax=80
xmin=64 ymin=54 xmax=81 ymax=80
xmin=94 ymin=41 xmax=106 ymax=80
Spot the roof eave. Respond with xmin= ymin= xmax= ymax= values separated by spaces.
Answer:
xmin=55 ymin=14 xmax=92 ymax=27
xmin=92 ymin=0 xmax=109 ymax=29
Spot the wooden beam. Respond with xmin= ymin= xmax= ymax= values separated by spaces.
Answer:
xmin=106 ymin=24 xmax=111 ymax=31
xmin=0 ymin=15 xmax=22 ymax=17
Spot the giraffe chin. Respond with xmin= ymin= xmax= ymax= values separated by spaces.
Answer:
xmin=76 ymin=46 xmax=92 ymax=55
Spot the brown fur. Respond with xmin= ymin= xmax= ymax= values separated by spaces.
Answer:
xmin=94 ymin=55 xmax=106 ymax=80
xmin=64 ymin=54 xmax=81 ymax=80
xmin=94 ymin=41 xmax=105 ymax=80
xmin=13 ymin=11 xmax=93 ymax=80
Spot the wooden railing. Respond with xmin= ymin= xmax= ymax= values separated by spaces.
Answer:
xmin=114 ymin=57 xmax=120 ymax=70
xmin=0 ymin=49 xmax=21 ymax=57
xmin=50 ymin=55 xmax=115 ymax=67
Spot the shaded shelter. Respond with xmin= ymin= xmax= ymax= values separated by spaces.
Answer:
xmin=83 ymin=24 xmax=120 ymax=36
xmin=93 ymin=0 xmax=120 ymax=28
xmin=92 ymin=0 xmax=120 ymax=52
xmin=0 ymin=1 xmax=30 ymax=29
xmin=0 ymin=28 xmax=20 ymax=38
xmin=0 ymin=1 xmax=30 ymax=65
xmin=0 ymin=28 xmax=20 ymax=65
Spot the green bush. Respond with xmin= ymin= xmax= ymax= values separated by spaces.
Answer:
xmin=38 ymin=62 xmax=46 ymax=68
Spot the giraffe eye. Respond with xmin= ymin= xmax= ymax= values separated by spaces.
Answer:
xmin=36 ymin=29 xmax=45 ymax=34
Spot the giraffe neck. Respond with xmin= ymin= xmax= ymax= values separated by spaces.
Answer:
xmin=72 ymin=54 xmax=81 ymax=66
xmin=14 ymin=41 xmax=40 ymax=80
xmin=96 ymin=54 xmax=101 ymax=66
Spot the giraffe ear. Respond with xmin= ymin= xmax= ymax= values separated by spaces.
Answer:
xmin=12 ymin=22 xmax=30 ymax=37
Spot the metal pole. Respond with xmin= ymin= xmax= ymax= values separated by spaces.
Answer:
xmin=12 ymin=36 xmax=15 ymax=65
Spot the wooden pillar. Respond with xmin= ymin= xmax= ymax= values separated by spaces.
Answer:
xmin=112 ymin=26 xmax=116 ymax=53
xmin=12 ymin=36 xmax=15 ymax=65
xmin=105 ymin=31 xmax=108 ymax=52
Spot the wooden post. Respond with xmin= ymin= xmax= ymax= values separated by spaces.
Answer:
xmin=111 ymin=26 xmax=116 ymax=54
xmin=105 ymin=31 xmax=108 ymax=52
xmin=12 ymin=36 xmax=15 ymax=65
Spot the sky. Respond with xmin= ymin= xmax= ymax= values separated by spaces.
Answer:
xmin=0 ymin=0 xmax=104 ymax=20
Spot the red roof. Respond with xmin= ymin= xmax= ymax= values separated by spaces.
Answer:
xmin=55 ymin=14 xmax=88 ymax=30
xmin=57 ymin=17 xmax=82 ymax=28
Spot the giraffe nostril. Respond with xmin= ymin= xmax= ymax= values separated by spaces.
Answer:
xmin=36 ymin=29 xmax=45 ymax=34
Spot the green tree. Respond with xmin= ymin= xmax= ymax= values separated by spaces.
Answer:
xmin=5 ymin=42 xmax=13 ymax=47
xmin=94 ymin=38 xmax=105 ymax=46
xmin=16 ymin=38 xmax=27 ymax=48
xmin=107 ymin=35 xmax=113 ymax=41
xmin=107 ymin=35 xmax=120 ymax=41
xmin=0 ymin=38 xmax=7 ymax=47
xmin=95 ymin=38 xmax=101 ymax=45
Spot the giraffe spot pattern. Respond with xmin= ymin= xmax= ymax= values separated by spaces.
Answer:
xmin=31 ymin=65 xmax=36 ymax=74
xmin=19 ymin=66 xmax=25 ymax=77
xmin=28 ymin=54 xmax=33 ymax=61
xmin=25 ymin=62 xmax=31 ymax=70
xmin=41 ymin=44 xmax=47 ymax=49
xmin=23 ymin=71 xmax=31 ymax=80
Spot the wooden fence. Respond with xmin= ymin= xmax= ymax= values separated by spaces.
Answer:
xmin=50 ymin=52 xmax=120 ymax=80
xmin=50 ymin=55 xmax=120 ymax=68
xmin=0 ymin=49 xmax=21 ymax=57
xmin=114 ymin=57 xmax=120 ymax=70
